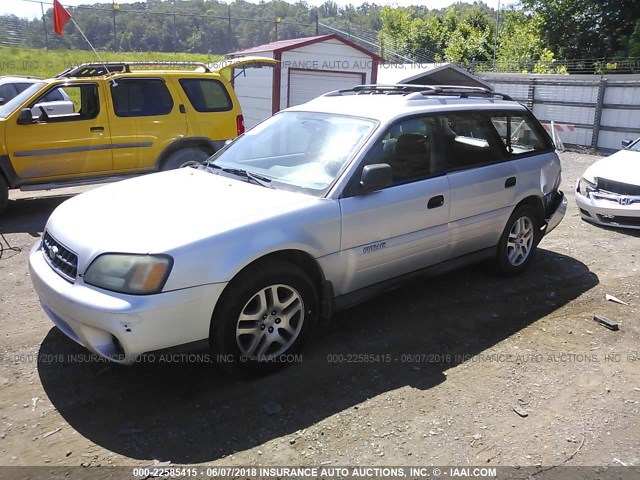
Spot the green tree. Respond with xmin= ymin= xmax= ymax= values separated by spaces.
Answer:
xmin=521 ymin=0 xmax=640 ymax=59
xmin=496 ymin=9 xmax=545 ymax=72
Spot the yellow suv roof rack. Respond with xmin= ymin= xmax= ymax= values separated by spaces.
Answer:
xmin=56 ymin=61 xmax=211 ymax=78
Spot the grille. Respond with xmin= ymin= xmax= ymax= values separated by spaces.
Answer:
xmin=42 ymin=231 xmax=78 ymax=282
xmin=596 ymin=214 xmax=640 ymax=227
xmin=596 ymin=178 xmax=640 ymax=196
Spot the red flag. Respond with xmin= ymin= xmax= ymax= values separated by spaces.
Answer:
xmin=53 ymin=0 xmax=71 ymax=36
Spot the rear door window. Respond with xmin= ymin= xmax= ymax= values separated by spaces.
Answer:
xmin=179 ymin=79 xmax=232 ymax=112
xmin=437 ymin=112 xmax=506 ymax=171
xmin=111 ymin=79 xmax=174 ymax=117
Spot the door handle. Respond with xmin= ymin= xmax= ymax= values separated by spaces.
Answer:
xmin=505 ymin=176 xmax=516 ymax=188
xmin=90 ymin=126 xmax=105 ymax=132
xmin=427 ymin=195 xmax=445 ymax=209
xmin=45 ymin=107 xmax=54 ymax=111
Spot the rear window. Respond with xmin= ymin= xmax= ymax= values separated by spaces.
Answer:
xmin=179 ymin=79 xmax=232 ymax=112
xmin=111 ymin=79 xmax=174 ymax=117
xmin=0 ymin=83 xmax=17 ymax=102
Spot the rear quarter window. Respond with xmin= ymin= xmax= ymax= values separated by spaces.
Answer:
xmin=490 ymin=112 xmax=553 ymax=155
xmin=179 ymin=78 xmax=232 ymax=112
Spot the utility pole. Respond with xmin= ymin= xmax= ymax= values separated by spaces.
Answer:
xmin=492 ymin=0 xmax=501 ymax=70
xmin=41 ymin=1 xmax=48 ymax=49
xmin=228 ymin=5 xmax=232 ymax=41
xmin=112 ymin=0 xmax=118 ymax=51
xmin=173 ymin=13 xmax=177 ymax=53
xmin=275 ymin=17 xmax=281 ymax=42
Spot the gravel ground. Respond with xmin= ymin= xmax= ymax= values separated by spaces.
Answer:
xmin=0 ymin=151 xmax=639 ymax=471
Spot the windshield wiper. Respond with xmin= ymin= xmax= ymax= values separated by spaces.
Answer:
xmin=206 ymin=164 xmax=273 ymax=188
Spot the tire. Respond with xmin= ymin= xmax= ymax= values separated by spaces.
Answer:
xmin=210 ymin=261 xmax=318 ymax=374
xmin=162 ymin=148 xmax=210 ymax=171
xmin=0 ymin=176 xmax=8 ymax=215
xmin=495 ymin=205 xmax=542 ymax=276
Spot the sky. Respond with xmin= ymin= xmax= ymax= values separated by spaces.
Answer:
xmin=1 ymin=0 xmax=518 ymax=20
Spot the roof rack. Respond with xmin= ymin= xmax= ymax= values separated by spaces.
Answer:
xmin=56 ymin=61 xmax=211 ymax=78
xmin=324 ymin=84 xmax=513 ymax=101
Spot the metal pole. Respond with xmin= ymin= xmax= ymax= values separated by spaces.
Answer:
xmin=275 ymin=18 xmax=279 ymax=41
xmin=228 ymin=6 xmax=232 ymax=42
xmin=315 ymin=12 xmax=319 ymax=36
xmin=41 ymin=2 xmax=48 ymax=49
xmin=173 ymin=13 xmax=177 ymax=53
xmin=112 ymin=0 xmax=117 ymax=51
xmin=493 ymin=0 xmax=500 ymax=70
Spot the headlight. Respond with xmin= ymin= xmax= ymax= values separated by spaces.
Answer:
xmin=577 ymin=177 xmax=596 ymax=196
xmin=84 ymin=254 xmax=173 ymax=295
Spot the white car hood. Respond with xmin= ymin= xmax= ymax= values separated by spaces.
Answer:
xmin=46 ymin=168 xmax=321 ymax=259
xmin=583 ymin=149 xmax=640 ymax=185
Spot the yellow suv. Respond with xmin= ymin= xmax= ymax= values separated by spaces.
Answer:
xmin=0 ymin=59 xmax=275 ymax=213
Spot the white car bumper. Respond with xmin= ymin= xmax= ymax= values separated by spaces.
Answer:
xmin=29 ymin=242 xmax=227 ymax=364
xmin=575 ymin=181 xmax=640 ymax=230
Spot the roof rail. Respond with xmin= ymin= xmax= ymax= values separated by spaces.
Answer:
xmin=56 ymin=61 xmax=211 ymax=78
xmin=324 ymin=84 xmax=513 ymax=101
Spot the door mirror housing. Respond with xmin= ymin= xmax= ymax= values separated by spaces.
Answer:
xmin=622 ymin=139 xmax=633 ymax=148
xmin=360 ymin=163 xmax=392 ymax=192
xmin=0 ymin=98 xmax=5 ymax=106
xmin=17 ymin=108 xmax=34 ymax=125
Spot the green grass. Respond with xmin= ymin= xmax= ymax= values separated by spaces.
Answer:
xmin=0 ymin=47 xmax=224 ymax=78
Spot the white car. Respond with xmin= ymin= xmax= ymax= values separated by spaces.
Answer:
xmin=0 ymin=76 xmax=74 ymax=118
xmin=576 ymin=137 xmax=640 ymax=229
xmin=29 ymin=85 xmax=566 ymax=371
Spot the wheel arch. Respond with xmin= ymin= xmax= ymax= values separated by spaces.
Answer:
xmin=210 ymin=249 xmax=331 ymax=331
xmin=155 ymin=137 xmax=220 ymax=171
xmin=513 ymin=195 xmax=545 ymax=224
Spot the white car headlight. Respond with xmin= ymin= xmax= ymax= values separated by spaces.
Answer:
xmin=577 ymin=177 xmax=596 ymax=196
xmin=84 ymin=254 xmax=173 ymax=295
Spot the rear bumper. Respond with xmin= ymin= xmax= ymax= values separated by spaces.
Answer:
xmin=544 ymin=190 xmax=567 ymax=235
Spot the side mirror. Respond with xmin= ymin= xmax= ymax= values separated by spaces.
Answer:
xmin=622 ymin=139 xmax=633 ymax=148
xmin=0 ymin=98 xmax=5 ymax=106
xmin=360 ymin=163 xmax=392 ymax=192
xmin=17 ymin=108 xmax=34 ymax=125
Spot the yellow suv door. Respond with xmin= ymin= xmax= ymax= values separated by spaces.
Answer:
xmin=107 ymin=75 xmax=188 ymax=173
xmin=5 ymin=81 xmax=113 ymax=181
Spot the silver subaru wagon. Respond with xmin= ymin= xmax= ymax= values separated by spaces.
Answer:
xmin=29 ymin=85 xmax=567 ymax=371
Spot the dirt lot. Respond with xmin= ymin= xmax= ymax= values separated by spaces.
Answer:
xmin=0 ymin=152 xmax=639 ymax=471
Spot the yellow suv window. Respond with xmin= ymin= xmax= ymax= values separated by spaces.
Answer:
xmin=179 ymin=79 xmax=232 ymax=112
xmin=111 ymin=79 xmax=174 ymax=117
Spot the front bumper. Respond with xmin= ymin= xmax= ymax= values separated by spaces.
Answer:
xmin=575 ymin=181 xmax=640 ymax=230
xmin=543 ymin=190 xmax=567 ymax=235
xmin=29 ymin=242 xmax=227 ymax=364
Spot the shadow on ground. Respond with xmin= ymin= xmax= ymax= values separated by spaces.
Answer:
xmin=0 ymin=195 xmax=72 ymax=237
xmin=38 ymin=249 xmax=598 ymax=463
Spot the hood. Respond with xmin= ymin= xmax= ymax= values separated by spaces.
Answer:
xmin=583 ymin=149 xmax=640 ymax=185
xmin=46 ymin=168 xmax=320 ymax=262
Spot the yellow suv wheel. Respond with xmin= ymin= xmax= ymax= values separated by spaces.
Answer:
xmin=162 ymin=148 xmax=211 ymax=171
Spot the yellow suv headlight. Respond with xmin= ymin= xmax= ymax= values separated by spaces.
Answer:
xmin=84 ymin=254 xmax=173 ymax=295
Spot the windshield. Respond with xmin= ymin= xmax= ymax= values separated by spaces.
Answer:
xmin=204 ymin=111 xmax=377 ymax=196
xmin=0 ymin=82 xmax=45 ymax=119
